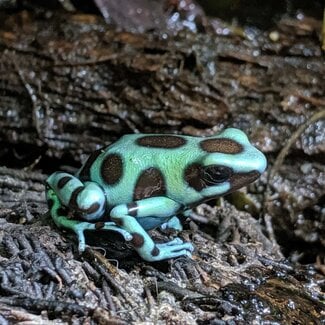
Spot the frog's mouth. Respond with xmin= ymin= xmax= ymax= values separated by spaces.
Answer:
xmin=226 ymin=170 xmax=261 ymax=193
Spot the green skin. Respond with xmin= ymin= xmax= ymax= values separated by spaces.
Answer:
xmin=46 ymin=128 xmax=267 ymax=261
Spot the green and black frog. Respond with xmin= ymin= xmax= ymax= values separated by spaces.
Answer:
xmin=46 ymin=128 xmax=267 ymax=261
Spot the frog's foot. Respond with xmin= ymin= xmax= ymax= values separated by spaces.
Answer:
xmin=47 ymin=189 xmax=132 ymax=252
xmin=160 ymin=216 xmax=183 ymax=231
xmin=110 ymin=196 xmax=195 ymax=262
xmin=152 ymin=238 xmax=194 ymax=261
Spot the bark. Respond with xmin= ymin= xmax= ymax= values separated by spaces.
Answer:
xmin=0 ymin=6 xmax=324 ymax=324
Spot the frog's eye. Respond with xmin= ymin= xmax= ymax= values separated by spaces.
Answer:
xmin=202 ymin=165 xmax=233 ymax=185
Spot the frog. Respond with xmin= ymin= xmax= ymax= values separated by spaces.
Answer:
xmin=46 ymin=128 xmax=267 ymax=262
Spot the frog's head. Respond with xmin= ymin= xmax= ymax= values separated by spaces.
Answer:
xmin=185 ymin=128 xmax=267 ymax=199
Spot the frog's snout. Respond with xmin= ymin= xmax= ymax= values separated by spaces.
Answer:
xmin=242 ymin=142 xmax=267 ymax=176
xmin=255 ymin=149 xmax=267 ymax=175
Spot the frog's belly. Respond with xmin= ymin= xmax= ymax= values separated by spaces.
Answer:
xmin=136 ymin=216 xmax=171 ymax=230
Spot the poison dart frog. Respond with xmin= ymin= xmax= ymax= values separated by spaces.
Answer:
xmin=46 ymin=128 xmax=267 ymax=261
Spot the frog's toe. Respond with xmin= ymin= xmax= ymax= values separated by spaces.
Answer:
xmin=160 ymin=216 xmax=183 ymax=231
xmin=165 ymin=249 xmax=193 ymax=259
xmin=152 ymin=240 xmax=194 ymax=261
xmin=160 ymin=223 xmax=168 ymax=230
xmin=159 ymin=237 xmax=191 ymax=247
xmin=170 ymin=241 xmax=194 ymax=253
xmin=161 ymin=237 xmax=183 ymax=245
xmin=163 ymin=238 xmax=194 ymax=252
xmin=77 ymin=238 xmax=86 ymax=252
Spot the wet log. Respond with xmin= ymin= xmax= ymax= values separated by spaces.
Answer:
xmin=0 ymin=5 xmax=324 ymax=324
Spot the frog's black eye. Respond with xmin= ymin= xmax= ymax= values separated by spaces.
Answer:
xmin=202 ymin=165 xmax=233 ymax=185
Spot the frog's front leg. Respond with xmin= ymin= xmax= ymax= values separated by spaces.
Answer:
xmin=110 ymin=197 xmax=194 ymax=262
xmin=160 ymin=216 xmax=183 ymax=231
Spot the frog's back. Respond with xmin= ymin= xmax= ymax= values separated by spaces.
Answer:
xmin=78 ymin=134 xmax=203 ymax=207
xmin=77 ymin=130 xmax=267 ymax=209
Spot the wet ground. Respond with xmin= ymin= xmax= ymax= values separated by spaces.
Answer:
xmin=0 ymin=1 xmax=324 ymax=323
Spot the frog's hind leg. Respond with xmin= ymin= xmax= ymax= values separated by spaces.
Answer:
xmin=110 ymin=197 xmax=194 ymax=262
xmin=46 ymin=189 xmax=132 ymax=252
xmin=46 ymin=171 xmax=106 ymax=221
